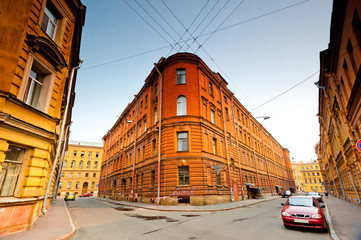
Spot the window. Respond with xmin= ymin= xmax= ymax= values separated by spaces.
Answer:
xmin=154 ymin=108 xmax=158 ymax=124
xmin=0 ymin=146 xmax=25 ymax=196
xmin=61 ymin=173 xmax=64 ymax=177
xmin=94 ymin=161 xmax=98 ymax=168
xmin=73 ymin=151 xmax=77 ymax=157
xmin=41 ymin=3 xmax=59 ymax=39
xmin=75 ymin=182 xmax=79 ymax=189
xmin=177 ymin=68 xmax=186 ymax=84
xmin=177 ymin=132 xmax=188 ymax=151
xmin=151 ymin=170 xmax=155 ymax=187
xmin=225 ymin=107 xmax=229 ymax=121
xmin=67 ymin=182 xmax=71 ymax=189
xmin=140 ymin=101 xmax=143 ymax=111
xmin=143 ymin=146 xmax=145 ymax=161
xmin=92 ymin=182 xmax=95 ymax=188
xmin=155 ymin=83 xmax=158 ymax=97
xmin=88 ymin=152 xmax=92 ymax=157
xmin=87 ymin=161 xmax=91 ymax=168
xmin=212 ymin=138 xmax=217 ymax=155
xmin=178 ymin=166 xmax=189 ymax=185
xmin=85 ymin=173 xmax=89 ymax=177
xmin=93 ymin=173 xmax=96 ymax=177
xmin=79 ymin=160 xmax=83 ymax=168
xmin=81 ymin=151 xmax=84 ymax=157
xmin=63 ymin=160 xmax=67 ymax=168
xmin=77 ymin=173 xmax=81 ymax=177
xmin=211 ymin=109 xmax=215 ymax=124
xmin=59 ymin=182 xmax=63 ymax=189
xmin=144 ymin=119 xmax=147 ymax=132
xmin=145 ymin=95 xmax=148 ymax=108
xmin=216 ymin=171 xmax=221 ymax=185
xmin=71 ymin=160 xmax=75 ymax=168
xmin=177 ymin=96 xmax=187 ymax=116
xmin=152 ymin=139 xmax=157 ymax=156
xmin=138 ymin=123 xmax=142 ymax=137
xmin=69 ymin=172 xmax=73 ymax=177
xmin=95 ymin=152 xmax=99 ymax=158
xmin=209 ymin=82 xmax=213 ymax=96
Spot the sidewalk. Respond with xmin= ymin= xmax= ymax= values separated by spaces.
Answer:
xmin=97 ymin=195 xmax=282 ymax=212
xmin=324 ymin=194 xmax=361 ymax=240
xmin=1 ymin=198 xmax=75 ymax=240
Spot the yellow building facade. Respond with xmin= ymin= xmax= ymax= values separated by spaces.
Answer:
xmin=0 ymin=0 xmax=85 ymax=236
xmin=292 ymin=160 xmax=325 ymax=193
xmin=291 ymin=161 xmax=304 ymax=192
xmin=58 ymin=141 xmax=103 ymax=196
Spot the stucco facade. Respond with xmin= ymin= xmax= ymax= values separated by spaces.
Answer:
xmin=292 ymin=160 xmax=325 ymax=193
xmin=0 ymin=0 xmax=85 ymax=236
xmin=317 ymin=0 xmax=361 ymax=205
xmin=58 ymin=141 xmax=103 ymax=197
xmin=99 ymin=53 xmax=295 ymax=205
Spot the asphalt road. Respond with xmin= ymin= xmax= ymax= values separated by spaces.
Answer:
xmin=67 ymin=197 xmax=331 ymax=240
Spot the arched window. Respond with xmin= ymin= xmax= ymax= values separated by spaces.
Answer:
xmin=94 ymin=161 xmax=98 ymax=168
xmin=177 ymin=96 xmax=187 ymax=116
xmin=79 ymin=160 xmax=83 ymax=168
xmin=154 ymin=107 xmax=157 ymax=124
xmin=71 ymin=160 xmax=75 ymax=168
xmin=63 ymin=160 xmax=67 ymax=168
xmin=87 ymin=161 xmax=91 ymax=168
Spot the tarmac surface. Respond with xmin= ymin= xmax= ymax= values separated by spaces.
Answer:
xmin=1 ymin=193 xmax=361 ymax=240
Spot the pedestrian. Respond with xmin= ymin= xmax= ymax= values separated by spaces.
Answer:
xmin=325 ymin=189 xmax=328 ymax=199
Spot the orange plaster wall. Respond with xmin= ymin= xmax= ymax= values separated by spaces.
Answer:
xmin=0 ymin=204 xmax=33 ymax=235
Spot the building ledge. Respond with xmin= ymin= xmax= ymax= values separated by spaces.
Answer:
xmin=0 ymin=196 xmax=44 ymax=207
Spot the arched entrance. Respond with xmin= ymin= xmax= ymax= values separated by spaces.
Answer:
xmin=82 ymin=182 xmax=88 ymax=194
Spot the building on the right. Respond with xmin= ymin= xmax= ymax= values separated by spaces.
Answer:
xmin=316 ymin=0 xmax=361 ymax=204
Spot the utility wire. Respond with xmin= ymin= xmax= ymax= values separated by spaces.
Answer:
xmin=132 ymin=0 xmax=181 ymax=50
xmin=250 ymin=70 xmax=320 ymax=112
xmin=80 ymin=0 xmax=312 ymax=72
xmin=122 ymin=0 xmax=174 ymax=47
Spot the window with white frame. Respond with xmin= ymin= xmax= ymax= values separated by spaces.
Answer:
xmin=41 ymin=2 xmax=59 ymax=40
xmin=71 ymin=160 xmax=75 ymax=168
xmin=0 ymin=146 xmax=25 ymax=196
xmin=211 ymin=109 xmax=215 ymax=124
xmin=177 ymin=132 xmax=188 ymax=151
xmin=94 ymin=161 xmax=98 ymax=168
xmin=178 ymin=166 xmax=189 ymax=185
xmin=87 ymin=161 xmax=90 ymax=168
xmin=59 ymin=182 xmax=63 ymax=189
xmin=23 ymin=62 xmax=53 ymax=111
xmin=75 ymin=182 xmax=79 ymax=189
xmin=154 ymin=108 xmax=157 ymax=124
xmin=177 ymin=69 xmax=186 ymax=84
xmin=67 ymin=182 xmax=71 ymax=189
xmin=79 ymin=160 xmax=83 ymax=168
xmin=177 ymin=96 xmax=187 ymax=116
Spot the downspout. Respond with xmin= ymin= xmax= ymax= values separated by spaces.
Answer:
xmin=52 ymin=123 xmax=71 ymax=201
xmin=262 ymin=133 xmax=273 ymax=196
xmin=131 ymin=95 xmax=139 ymax=201
xmin=42 ymin=59 xmax=83 ymax=214
xmin=231 ymin=97 xmax=244 ymax=200
xmin=220 ymin=84 xmax=234 ymax=202
xmin=154 ymin=63 xmax=162 ymax=204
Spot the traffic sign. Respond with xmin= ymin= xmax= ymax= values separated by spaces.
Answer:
xmin=357 ymin=139 xmax=361 ymax=152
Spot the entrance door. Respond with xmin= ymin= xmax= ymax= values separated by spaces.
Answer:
xmin=82 ymin=182 xmax=88 ymax=194
xmin=233 ymin=182 xmax=239 ymax=201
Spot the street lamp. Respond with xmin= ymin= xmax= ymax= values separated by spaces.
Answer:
xmin=255 ymin=116 xmax=270 ymax=120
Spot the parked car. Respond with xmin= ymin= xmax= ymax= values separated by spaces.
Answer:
xmin=282 ymin=190 xmax=292 ymax=198
xmin=307 ymin=191 xmax=323 ymax=202
xmin=64 ymin=193 xmax=75 ymax=201
xmin=79 ymin=193 xmax=93 ymax=197
xmin=281 ymin=196 xmax=327 ymax=230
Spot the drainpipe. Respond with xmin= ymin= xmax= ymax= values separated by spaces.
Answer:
xmin=42 ymin=59 xmax=83 ymax=214
xmin=230 ymin=97 xmax=244 ymax=200
xmin=220 ymin=84 xmax=234 ymax=202
xmin=131 ymin=95 xmax=139 ymax=202
xmin=52 ymin=123 xmax=71 ymax=201
xmin=262 ymin=133 xmax=273 ymax=196
xmin=154 ymin=63 xmax=162 ymax=204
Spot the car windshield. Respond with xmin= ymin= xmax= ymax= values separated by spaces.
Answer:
xmin=308 ymin=192 xmax=319 ymax=196
xmin=288 ymin=197 xmax=314 ymax=207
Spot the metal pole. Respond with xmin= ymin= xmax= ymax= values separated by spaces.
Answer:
xmin=154 ymin=63 xmax=162 ymax=204
xmin=42 ymin=60 xmax=82 ymax=214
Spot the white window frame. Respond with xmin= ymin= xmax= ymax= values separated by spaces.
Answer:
xmin=17 ymin=55 xmax=55 ymax=113
xmin=177 ymin=69 xmax=186 ymax=84
xmin=177 ymin=132 xmax=188 ymax=151
xmin=177 ymin=96 xmax=187 ymax=116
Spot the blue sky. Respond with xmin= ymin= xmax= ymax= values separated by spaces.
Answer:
xmin=70 ymin=0 xmax=333 ymax=162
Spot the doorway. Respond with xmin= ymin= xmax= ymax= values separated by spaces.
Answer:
xmin=82 ymin=182 xmax=88 ymax=194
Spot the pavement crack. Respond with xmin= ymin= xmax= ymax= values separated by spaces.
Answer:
xmin=142 ymin=228 xmax=162 ymax=235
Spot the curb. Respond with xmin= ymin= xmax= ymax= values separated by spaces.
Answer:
xmin=58 ymin=200 xmax=76 ymax=240
xmin=97 ymin=196 xmax=281 ymax=212
xmin=324 ymin=198 xmax=340 ymax=240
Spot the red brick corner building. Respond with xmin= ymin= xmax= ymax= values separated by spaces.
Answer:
xmin=99 ymin=52 xmax=295 ymax=205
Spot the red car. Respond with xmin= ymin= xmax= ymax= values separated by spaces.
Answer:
xmin=79 ymin=193 xmax=93 ymax=197
xmin=281 ymin=196 xmax=327 ymax=230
